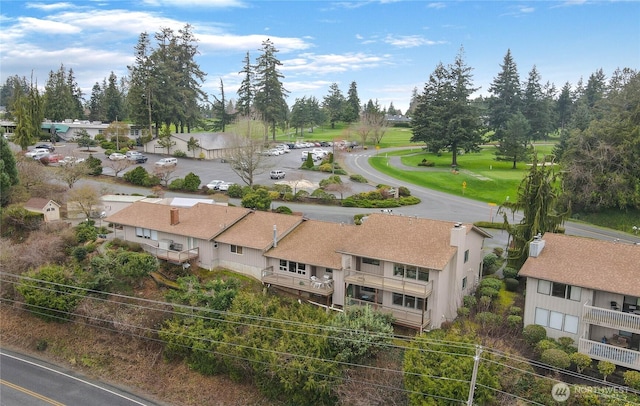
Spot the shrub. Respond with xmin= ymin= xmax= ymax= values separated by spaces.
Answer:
xmin=227 ymin=183 xmax=243 ymax=198
xmin=398 ymin=196 xmax=421 ymax=206
xmin=570 ymin=352 xmax=592 ymax=374
xmin=623 ymin=370 xmax=640 ymax=390
xmin=349 ymin=174 xmax=367 ymax=183
xmin=536 ymin=339 xmax=558 ymax=354
xmin=75 ymin=221 xmax=98 ymax=243
xmin=311 ymin=188 xmax=337 ymax=203
xmin=123 ymin=166 xmax=152 ymax=186
xmin=483 ymin=254 xmax=499 ymax=274
xmin=318 ymin=163 xmax=333 ymax=172
xmin=319 ymin=175 xmax=342 ymax=187
xmin=492 ymin=247 xmax=504 ymax=257
xmin=509 ymin=306 xmax=522 ymax=315
xmin=541 ymin=349 xmax=570 ymax=369
xmin=173 ymin=150 xmax=187 ymax=157
xmin=463 ymin=295 xmax=477 ymax=309
xmin=273 ymin=206 xmax=292 ymax=214
xmin=418 ymin=159 xmax=435 ymax=167
xmin=478 ymin=295 xmax=492 ymax=311
xmin=597 ymin=360 xmax=616 ymax=382
xmin=523 ymin=324 xmax=547 ymax=345
xmin=479 ymin=277 xmax=502 ymax=291
xmin=273 ymin=183 xmax=292 ymax=196
xmin=504 ymin=278 xmax=519 ymax=292
xmin=557 ymin=337 xmax=576 ymax=354
xmin=475 ymin=312 xmax=502 ymax=331
xmin=457 ymin=307 xmax=470 ymax=318
xmin=479 ymin=287 xmax=499 ymax=298
xmin=182 ymin=172 xmax=201 ymax=192
xmin=168 ymin=178 xmax=184 ymax=190
xmin=507 ymin=315 xmax=522 ymax=329
xmin=72 ymin=246 xmax=88 ymax=262
xmin=353 ymin=214 xmax=365 ymax=225
xmin=502 ymin=267 xmax=518 ymax=279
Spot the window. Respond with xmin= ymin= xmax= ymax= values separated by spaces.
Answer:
xmin=464 ymin=249 xmax=469 ymax=263
xmin=393 ymin=264 xmax=430 ymax=282
xmin=392 ymin=293 xmax=426 ymax=310
xmin=297 ymin=263 xmax=306 ymax=275
xmin=564 ymin=315 xmax=579 ymax=334
xmin=538 ymin=281 xmax=580 ymax=301
xmin=230 ymin=245 xmax=243 ymax=255
xmin=535 ymin=307 xmax=579 ymax=334
xmin=535 ymin=308 xmax=549 ymax=326
xmin=362 ymin=257 xmax=380 ymax=266
xmin=279 ymin=259 xmax=287 ymax=272
xmin=135 ymin=227 xmax=157 ymax=240
xmin=549 ymin=311 xmax=564 ymax=330
xmin=283 ymin=260 xmax=306 ymax=275
xmin=537 ymin=280 xmax=551 ymax=295
xmin=551 ymin=283 xmax=567 ymax=298
xmin=462 ymin=277 xmax=467 ymax=289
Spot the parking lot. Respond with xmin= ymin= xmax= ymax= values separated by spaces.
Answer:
xmin=39 ymin=142 xmax=374 ymax=195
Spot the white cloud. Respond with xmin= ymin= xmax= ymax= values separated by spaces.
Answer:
xmin=427 ymin=2 xmax=446 ymax=9
xmin=17 ymin=16 xmax=81 ymax=34
xmin=141 ymin=0 xmax=247 ymax=7
xmin=25 ymin=2 xmax=75 ymax=11
xmin=282 ymin=52 xmax=392 ymax=76
xmin=384 ymin=34 xmax=444 ymax=48
xmin=197 ymin=33 xmax=312 ymax=54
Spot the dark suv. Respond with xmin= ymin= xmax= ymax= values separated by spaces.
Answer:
xmin=35 ymin=143 xmax=55 ymax=152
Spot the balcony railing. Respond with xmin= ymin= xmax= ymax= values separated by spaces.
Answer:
xmin=141 ymin=243 xmax=199 ymax=264
xmin=583 ymin=304 xmax=640 ymax=334
xmin=261 ymin=269 xmax=334 ymax=297
xmin=579 ymin=338 xmax=640 ymax=370
xmin=346 ymin=297 xmax=432 ymax=331
xmin=344 ymin=269 xmax=432 ymax=298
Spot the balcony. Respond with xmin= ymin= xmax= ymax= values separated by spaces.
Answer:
xmin=141 ymin=243 xmax=199 ymax=264
xmin=261 ymin=269 xmax=334 ymax=297
xmin=579 ymin=338 xmax=640 ymax=371
xmin=346 ymin=297 xmax=432 ymax=331
xmin=344 ymin=269 xmax=432 ymax=298
xmin=583 ymin=304 xmax=640 ymax=334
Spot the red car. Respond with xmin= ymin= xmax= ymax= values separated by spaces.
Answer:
xmin=45 ymin=154 xmax=64 ymax=163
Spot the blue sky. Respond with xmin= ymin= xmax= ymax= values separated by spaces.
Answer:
xmin=1 ymin=1 xmax=638 ymax=114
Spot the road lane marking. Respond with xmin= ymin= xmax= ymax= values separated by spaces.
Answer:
xmin=1 ymin=378 xmax=66 ymax=405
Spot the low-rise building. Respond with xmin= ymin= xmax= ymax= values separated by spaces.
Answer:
xmin=24 ymin=198 xmax=61 ymax=222
xmin=520 ymin=233 xmax=640 ymax=371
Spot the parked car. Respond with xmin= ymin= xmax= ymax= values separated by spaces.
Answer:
xmin=126 ymin=152 xmax=148 ymax=163
xmin=206 ymin=180 xmax=224 ymax=190
xmin=270 ymin=170 xmax=286 ymax=179
xmin=45 ymin=153 xmax=64 ymax=163
xmin=35 ymin=143 xmax=55 ymax=152
xmin=217 ymin=182 xmax=233 ymax=191
xmin=61 ymin=156 xmax=86 ymax=165
xmin=32 ymin=150 xmax=51 ymax=160
xmin=25 ymin=148 xmax=50 ymax=158
xmin=155 ymin=157 xmax=178 ymax=167
xmin=109 ymin=153 xmax=126 ymax=161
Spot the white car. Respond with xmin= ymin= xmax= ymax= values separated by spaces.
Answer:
xmin=61 ymin=156 xmax=86 ymax=165
xmin=109 ymin=153 xmax=126 ymax=161
xmin=217 ymin=182 xmax=233 ymax=191
xmin=25 ymin=148 xmax=50 ymax=158
xmin=206 ymin=180 xmax=224 ymax=190
xmin=31 ymin=150 xmax=51 ymax=160
xmin=155 ymin=157 xmax=178 ymax=167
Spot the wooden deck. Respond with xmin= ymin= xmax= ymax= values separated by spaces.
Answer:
xmin=141 ymin=244 xmax=199 ymax=264
xmin=344 ymin=269 xmax=432 ymax=298
xmin=262 ymin=269 xmax=334 ymax=297
xmin=346 ymin=298 xmax=432 ymax=331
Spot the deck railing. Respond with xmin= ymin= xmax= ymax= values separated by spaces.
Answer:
xmin=344 ymin=269 xmax=433 ymax=298
xmin=261 ymin=269 xmax=334 ymax=296
xmin=578 ymin=338 xmax=640 ymax=370
xmin=582 ymin=304 xmax=640 ymax=334
xmin=141 ymin=243 xmax=199 ymax=264
xmin=346 ymin=297 xmax=431 ymax=330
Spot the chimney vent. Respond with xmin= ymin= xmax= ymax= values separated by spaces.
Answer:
xmin=273 ymin=225 xmax=277 ymax=248
xmin=529 ymin=236 xmax=546 ymax=257
xmin=170 ymin=207 xmax=179 ymax=225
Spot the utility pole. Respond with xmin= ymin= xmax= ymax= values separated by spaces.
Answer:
xmin=467 ymin=345 xmax=482 ymax=406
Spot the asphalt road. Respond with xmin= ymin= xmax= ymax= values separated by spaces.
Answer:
xmin=0 ymin=349 xmax=163 ymax=406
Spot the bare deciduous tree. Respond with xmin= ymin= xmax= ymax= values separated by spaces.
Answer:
xmin=68 ymin=184 xmax=101 ymax=219
xmin=153 ymin=166 xmax=178 ymax=187
xmin=105 ymin=158 xmax=132 ymax=178
xmin=226 ymin=117 xmax=270 ymax=186
xmin=56 ymin=161 xmax=91 ymax=188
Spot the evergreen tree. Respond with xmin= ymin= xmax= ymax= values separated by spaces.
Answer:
xmin=406 ymin=86 xmax=419 ymax=117
xmin=500 ymin=153 xmax=568 ymax=268
xmin=12 ymin=78 xmax=43 ymax=150
xmin=411 ymin=48 xmax=482 ymax=167
xmin=104 ymin=72 xmax=123 ymax=123
xmin=210 ymin=78 xmax=233 ymax=131
xmin=127 ymin=32 xmax=154 ymax=136
xmin=322 ymin=83 xmax=345 ymax=129
xmin=495 ymin=111 xmax=533 ymax=169
xmin=0 ymin=75 xmax=29 ymax=121
xmin=0 ymin=136 xmax=19 ymax=206
xmin=88 ymin=82 xmax=104 ymax=122
xmin=43 ymin=64 xmax=78 ymax=121
xmin=253 ymin=39 xmax=289 ymax=141
xmin=555 ymin=82 xmax=573 ymax=132
xmin=236 ymin=51 xmax=254 ymax=118
xmin=522 ymin=66 xmax=551 ymax=141
xmin=344 ymin=81 xmax=361 ymax=123
xmin=488 ymin=49 xmax=522 ymax=141
xmin=175 ymin=24 xmax=207 ymax=133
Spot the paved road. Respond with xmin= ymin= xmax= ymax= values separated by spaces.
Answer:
xmin=0 ymin=349 xmax=163 ymax=406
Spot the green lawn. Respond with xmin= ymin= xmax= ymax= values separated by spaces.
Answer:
xmin=370 ymin=145 xmax=556 ymax=205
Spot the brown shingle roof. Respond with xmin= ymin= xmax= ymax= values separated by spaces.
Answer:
xmin=519 ymin=233 xmax=640 ymax=297
xmin=104 ymin=201 xmax=250 ymax=240
xmin=215 ymin=211 xmax=304 ymax=250
xmin=265 ymin=220 xmax=355 ymax=269
xmin=338 ymin=213 xmax=481 ymax=270
xmin=25 ymin=198 xmax=59 ymax=210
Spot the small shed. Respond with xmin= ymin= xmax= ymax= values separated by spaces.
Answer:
xmin=24 ymin=198 xmax=61 ymax=222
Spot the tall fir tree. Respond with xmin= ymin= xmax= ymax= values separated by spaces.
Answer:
xmin=322 ymin=83 xmax=345 ymax=129
xmin=236 ymin=51 xmax=254 ymax=118
xmin=344 ymin=81 xmax=361 ymax=123
xmin=488 ymin=49 xmax=522 ymax=140
xmin=253 ymin=39 xmax=288 ymax=140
